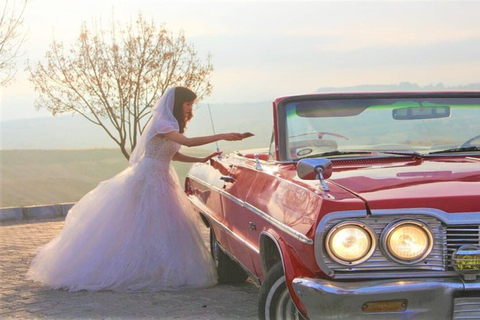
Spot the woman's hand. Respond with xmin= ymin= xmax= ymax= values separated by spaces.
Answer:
xmin=222 ymin=132 xmax=255 ymax=141
xmin=203 ymin=151 xmax=223 ymax=162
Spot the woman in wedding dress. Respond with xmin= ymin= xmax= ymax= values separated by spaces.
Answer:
xmin=27 ymin=86 xmax=252 ymax=292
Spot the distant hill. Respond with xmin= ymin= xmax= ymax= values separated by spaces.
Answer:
xmin=1 ymin=82 xmax=479 ymax=150
xmin=0 ymin=102 xmax=273 ymax=151
xmin=1 ymin=116 xmax=116 ymax=149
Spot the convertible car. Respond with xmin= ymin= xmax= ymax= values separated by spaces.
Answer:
xmin=185 ymin=91 xmax=480 ymax=319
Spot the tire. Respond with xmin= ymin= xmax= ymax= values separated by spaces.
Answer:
xmin=258 ymin=262 xmax=305 ymax=320
xmin=209 ymin=228 xmax=248 ymax=284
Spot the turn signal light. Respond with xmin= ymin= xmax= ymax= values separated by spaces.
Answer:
xmin=362 ymin=299 xmax=407 ymax=313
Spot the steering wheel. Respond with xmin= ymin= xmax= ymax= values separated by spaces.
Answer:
xmin=289 ymin=131 xmax=349 ymax=158
xmin=459 ymin=134 xmax=480 ymax=148
xmin=289 ymin=131 xmax=349 ymax=140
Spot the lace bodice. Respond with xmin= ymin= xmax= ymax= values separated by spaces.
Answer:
xmin=144 ymin=135 xmax=181 ymax=163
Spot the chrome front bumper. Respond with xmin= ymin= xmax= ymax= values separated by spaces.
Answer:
xmin=292 ymin=277 xmax=480 ymax=320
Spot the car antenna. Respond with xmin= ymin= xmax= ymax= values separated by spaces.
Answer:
xmin=207 ymin=104 xmax=222 ymax=158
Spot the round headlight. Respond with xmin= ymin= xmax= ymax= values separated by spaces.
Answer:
xmin=383 ymin=220 xmax=433 ymax=264
xmin=325 ymin=222 xmax=376 ymax=265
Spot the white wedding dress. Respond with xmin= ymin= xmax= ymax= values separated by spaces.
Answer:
xmin=27 ymin=135 xmax=217 ymax=291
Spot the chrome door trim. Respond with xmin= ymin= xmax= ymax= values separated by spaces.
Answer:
xmin=188 ymin=194 xmax=259 ymax=254
xmin=187 ymin=174 xmax=314 ymax=245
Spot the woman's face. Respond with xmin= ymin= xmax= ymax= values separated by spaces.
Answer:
xmin=182 ymin=100 xmax=194 ymax=122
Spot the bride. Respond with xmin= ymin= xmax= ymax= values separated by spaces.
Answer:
xmin=27 ymin=86 xmax=253 ymax=292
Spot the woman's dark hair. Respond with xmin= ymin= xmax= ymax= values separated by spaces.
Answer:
xmin=173 ymin=86 xmax=197 ymax=133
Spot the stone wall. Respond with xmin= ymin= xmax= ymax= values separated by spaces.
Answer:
xmin=0 ymin=203 xmax=75 ymax=222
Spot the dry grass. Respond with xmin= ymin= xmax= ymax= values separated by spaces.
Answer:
xmin=0 ymin=148 xmax=207 ymax=208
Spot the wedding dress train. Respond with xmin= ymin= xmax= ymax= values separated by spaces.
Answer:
xmin=27 ymin=135 xmax=217 ymax=291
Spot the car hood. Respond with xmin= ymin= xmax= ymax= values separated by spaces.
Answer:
xmin=327 ymin=157 xmax=480 ymax=212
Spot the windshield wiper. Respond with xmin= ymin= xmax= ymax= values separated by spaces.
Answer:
xmin=429 ymin=146 xmax=480 ymax=155
xmin=300 ymin=149 xmax=428 ymax=159
xmin=379 ymin=150 xmax=424 ymax=158
xmin=301 ymin=150 xmax=371 ymax=159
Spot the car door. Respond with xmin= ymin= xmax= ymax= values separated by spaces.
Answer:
xmin=220 ymin=162 xmax=259 ymax=273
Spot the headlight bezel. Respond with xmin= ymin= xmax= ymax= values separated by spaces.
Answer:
xmin=325 ymin=221 xmax=377 ymax=266
xmin=381 ymin=219 xmax=434 ymax=265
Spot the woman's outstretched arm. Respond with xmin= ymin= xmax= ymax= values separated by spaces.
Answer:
xmin=164 ymin=131 xmax=252 ymax=147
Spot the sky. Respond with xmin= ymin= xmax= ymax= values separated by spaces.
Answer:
xmin=1 ymin=0 xmax=480 ymax=121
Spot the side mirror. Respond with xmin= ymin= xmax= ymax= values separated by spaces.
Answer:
xmin=297 ymin=158 xmax=333 ymax=192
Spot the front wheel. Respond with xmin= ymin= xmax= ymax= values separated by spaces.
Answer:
xmin=258 ymin=262 xmax=305 ymax=320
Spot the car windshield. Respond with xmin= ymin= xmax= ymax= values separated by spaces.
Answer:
xmin=284 ymin=96 xmax=480 ymax=160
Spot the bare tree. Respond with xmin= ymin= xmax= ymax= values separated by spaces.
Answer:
xmin=0 ymin=0 xmax=27 ymax=86
xmin=29 ymin=14 xmax=213 ymax=159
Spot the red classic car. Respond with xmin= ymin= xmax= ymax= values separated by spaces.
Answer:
xmin=185 ymin=91 xmax=480 ymax=319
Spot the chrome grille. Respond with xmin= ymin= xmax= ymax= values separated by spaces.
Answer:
xmin=453 ymin=297 xmax=480 ymax=320
xmin=447 ymin=225 xmax=480 ymax=270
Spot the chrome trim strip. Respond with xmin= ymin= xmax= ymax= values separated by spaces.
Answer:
xmin=319 ymin=208 xmax=480 ymax=227
xmin=188 ymin=194 xmax=259 ymax=255
xmin=369 ymin=208 xmax=480 ymax=224
xmin=244 ymin=202 xmax=314 ymax=245
xmin=188 ymin=174 xmax=244 ymax=207
xmin=187 ymin=174 xmax=314 ymax=245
